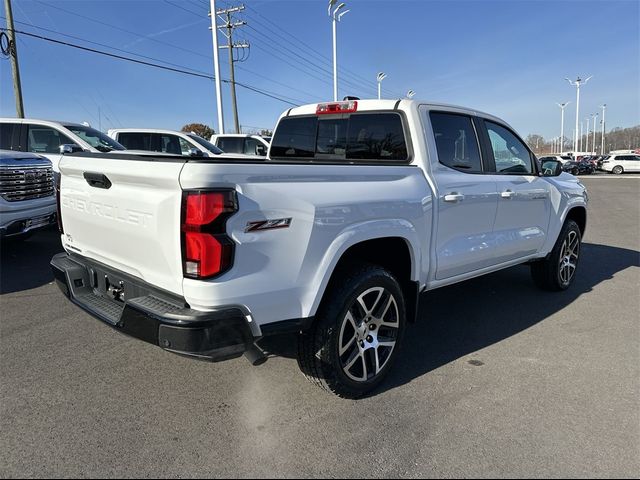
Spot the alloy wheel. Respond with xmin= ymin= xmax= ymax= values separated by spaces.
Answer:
xmin=338 ymin=287 xmax=400 ymax=382
xmin=558 ymin=230 xmax=580 ymax=286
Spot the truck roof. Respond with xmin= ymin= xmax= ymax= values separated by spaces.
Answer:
xmin=0 ymin=118 xmax=88 ymax=128
xmin=285 ymin=99 xmax=506 ymax=124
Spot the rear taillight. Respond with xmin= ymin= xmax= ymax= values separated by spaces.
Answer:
xmin=55 ymin=172 xmax=63 ymax=234
xmin=316 ymin=100 xmax=358 ymax=115
xmin=181 ymin=190 xmax=237 ymax=279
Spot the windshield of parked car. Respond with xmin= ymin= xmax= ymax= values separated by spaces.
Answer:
xmin=186 ymin=134 xmax=224 ymax=154
xmin=64 ymin=125 xmax=125 ymax=152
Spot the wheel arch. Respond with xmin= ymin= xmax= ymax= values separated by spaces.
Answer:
xmin=565 ymin=206 xmax=587 ymax=237
xmin=304 ymin=224 xmax=422 ymax=324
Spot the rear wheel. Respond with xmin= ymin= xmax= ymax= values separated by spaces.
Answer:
xmin=531 ymin=220 xmax=581 ymax=291
xmin=297 ymin=264 xmax=406 ymax=398
xmin=612 ymin=165 xmax=624 ymax=175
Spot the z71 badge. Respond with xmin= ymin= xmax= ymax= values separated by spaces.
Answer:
xmin=245 ymin=218 xmax=292 ymax=233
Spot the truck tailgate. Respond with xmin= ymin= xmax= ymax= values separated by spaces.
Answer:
xmin=59 ymin=155 xmax=186 ymax=296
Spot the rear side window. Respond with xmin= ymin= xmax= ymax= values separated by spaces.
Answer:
xmin=217 ymin=137 xmax=244 ymax=154
xmin=270 ymin=113 xmax=408 ymax=162
xmin=0 ymin=123 xmax=19 ymax=150
xmin=429 ymin=112 xmax=482 ymax=173
xmin=117 ymin=132 xmax=152 ymax=150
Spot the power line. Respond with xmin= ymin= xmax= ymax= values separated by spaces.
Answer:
xmin=2 ymin=27 xmax=300 ymax=106
xmin=163 ymin=0 xmax=204 ymax=17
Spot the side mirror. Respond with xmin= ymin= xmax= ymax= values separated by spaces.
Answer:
xmin=256 ymin=145 xmax=267 ymax=156
xmin=188 ymin=147 xmax=205 ymax=157
xmin=59 ymin=144 xmax=83 ymax=154
xmin=541 ymin=159 xmax=563 ymax=177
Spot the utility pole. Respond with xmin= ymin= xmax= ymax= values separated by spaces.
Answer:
xmin=585 ymin=116 xmax=590 ymax=153
xmin=209 ymin=0 xmax=225 ymax=134
xmin=3 ymin=0 xmax=24 ymax=117
xmin=216 ymin=4 xmax=249 ymax=134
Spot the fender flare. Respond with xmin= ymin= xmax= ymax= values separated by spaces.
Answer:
xmin=301 ymin=218 xmax=422 ymax=318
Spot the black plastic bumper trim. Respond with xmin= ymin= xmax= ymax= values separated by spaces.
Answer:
xmin=50 ymin=252 xmax=254 ymax=362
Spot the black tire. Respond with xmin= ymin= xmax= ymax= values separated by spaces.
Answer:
xmin=612 ymin=165 xmax=623 ymax=175
xmin=531 ymin=220 xmax=582 ymax=291
xmin=297 ymin=263 xmax=406 ymax=399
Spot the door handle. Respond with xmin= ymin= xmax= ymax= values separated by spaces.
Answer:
xmin=83 ymin=172 xmax=112 ymax=189
xmin=443 ymin=192 xmax=465 ymax=203
xmin=500 ymin=190 xmax=515 ymax=199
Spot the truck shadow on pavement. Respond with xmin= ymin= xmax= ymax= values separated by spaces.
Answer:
xmin=260 ymin=242 xmax=639 ymax=396
xmin=0 ymin=228 xmax=63 ymax=294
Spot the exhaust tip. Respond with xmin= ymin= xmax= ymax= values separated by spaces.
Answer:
xmin=244 ymin=343 xmax=267 ymax=366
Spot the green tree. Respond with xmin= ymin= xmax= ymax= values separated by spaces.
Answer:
xmin=260 ymin=129 xmax=273 ymax=137
xmin=181 ymin=123 xmax=215 ymax=139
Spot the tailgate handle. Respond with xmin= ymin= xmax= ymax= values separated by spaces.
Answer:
xmin=83 ymin=172 xmax=112 ymax=189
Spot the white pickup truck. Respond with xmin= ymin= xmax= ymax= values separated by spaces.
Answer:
xmin=50 ymin=99 xmax=588 ymax=398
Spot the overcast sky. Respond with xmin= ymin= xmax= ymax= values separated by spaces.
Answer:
xmin=1 ymin=0 xmax=638 ymax=139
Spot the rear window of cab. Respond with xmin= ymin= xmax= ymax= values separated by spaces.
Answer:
xmin=270 ymin=113 xmax=409 ymax=162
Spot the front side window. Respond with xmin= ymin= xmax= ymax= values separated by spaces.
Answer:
xmin=485 ymin=121 xmax=534 ymax=174
xmin=429 ymin=112 xmax=482 ymax=173
xmin=63 ymin=125 xmax=125 ymax=152
xmin=27 ymin=125 xmax=73 ymax=154
xmin=187 ymin=134 xmax=223 ymax=154
xmin=158 ymin=134 xmax=184 ymax=155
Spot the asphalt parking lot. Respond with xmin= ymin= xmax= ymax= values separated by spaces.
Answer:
xmin=1 ymin=176 xmax=639 ymax=478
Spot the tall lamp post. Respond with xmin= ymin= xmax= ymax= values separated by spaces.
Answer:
xmin=376 ymin=72 xmax=387 ymax=100
xmin=600 ymin=104 xmax=606 ymax=154
xmin=585 ymin=116 xmax=591 ymax=153
xmin=592 ymin=113 xmax=598 ymax=154
xmin=329 ymin=0 xmax=349 ymax=101
xmin=566 ymin=76 xmax=592 ymax=153
xmin=557 ymin=102 xmax=569 ymax=153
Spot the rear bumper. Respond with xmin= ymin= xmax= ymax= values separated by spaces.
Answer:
xmin=50 ymin=252 xmax=254 ymax=362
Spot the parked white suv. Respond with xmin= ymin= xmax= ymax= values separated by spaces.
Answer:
xmin=0 ymin=119 xmax=126 ymax=172
xmin=51 ymin=99 xmax=587 ymax=398
xmin=108 ymin=128 xmax=246 ymax=158
xmin=209 ymin=134 xmax=270 ymax=157
xmin=0 ymin=150 xmax=56 ymax=240
xmin=601 ymin=154 xmax=640 ymax=174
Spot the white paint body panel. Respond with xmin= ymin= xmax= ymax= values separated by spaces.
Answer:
xmin=57 ymin=99 xmax=587 ymax=334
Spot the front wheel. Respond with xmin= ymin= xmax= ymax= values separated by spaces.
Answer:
xmin=531 ymin=220 xmax=582 ymax=291
xmin=297 ymin=264 xmax=406 ymax=398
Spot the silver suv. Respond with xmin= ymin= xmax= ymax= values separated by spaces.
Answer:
xmin=0 ymin=150 xmax=56 ymax=240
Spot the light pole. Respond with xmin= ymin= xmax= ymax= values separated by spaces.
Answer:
xmin=376 ymin=72 xmax=387 ymax=100
xmin=209 ymin=0 xmax=224 ymax=134
xmin=600 ymin=104 xmax=606 ymax=154
xmin=406 ymin=89 xmax=415 ymax=99
xmin=585 ymin=116 xmax=590 ymax=153
xmin=580 ymin=121 xmax=584 ymax=152
xmin=566 ymin=76 xmax=592 ymax=153
xmin=592 ymin=113 xmax=598 ymax=154
xmin=557 ymin=102 xmax=569 ymax=153
xmin=329 ymin=0 xmax=349 ymax=101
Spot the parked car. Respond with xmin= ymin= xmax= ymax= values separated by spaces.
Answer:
xmin=601 ymin=154 xmax=640 ymax=174
xmin=562 ymin=160 xmax=594 ymax=175
xmin=0 ymin=119 xmax=126 ymax=172
xmin=209 ymin=134 xmax=270 ymax=157
xmin=51 ymin=99 xmax=587 ymax=398
xmin=0 ymin=150 xmax=56 ymax=240
xmin=538 ymin=155 xmax=573 ymax=164
xmin=107 ymin=128 xmax=256 ymax=160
